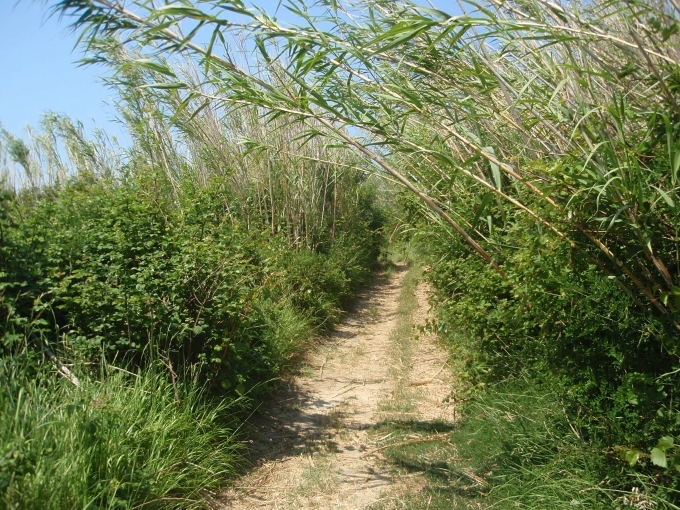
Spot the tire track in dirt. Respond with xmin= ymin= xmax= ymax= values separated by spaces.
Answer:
xmin=219 ymin=264 xmax=455 ymax=509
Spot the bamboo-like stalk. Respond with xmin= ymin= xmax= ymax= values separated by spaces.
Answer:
xmin=51 ymin=0 xmax=680 ymax=321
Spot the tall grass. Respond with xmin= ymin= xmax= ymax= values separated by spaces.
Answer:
xmin=1 ymin=358 xmax=240 ymax=509
xmin=90 ymin=40 xmax=377 ymax=252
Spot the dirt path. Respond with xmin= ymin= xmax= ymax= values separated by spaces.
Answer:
xmin=219 ymin=264 xmax=455 ymax=509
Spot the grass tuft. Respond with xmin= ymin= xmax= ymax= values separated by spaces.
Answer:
xmin=0 ymin=360 xmax=241 ymax=510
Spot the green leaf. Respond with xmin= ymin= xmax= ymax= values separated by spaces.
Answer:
xmin=662 ymin=23 xmax=679 ymax=41
xmin=484 ymin=146 xmax=502 ymax=190
xmin=624 ymin=450 xmax=640 ymax=466
xmin=151 ymin=4 xmax=213 ymax=21
xmin=368 ymin=18 xmax=439 ymax=53
xmin=651 ymin=447 xmax=668 ymax=468
xmin=418 ymin=6 xmax=455 ymax=20
xmin=138 ymin=82 xmax=187 ymax=90
xmin=193 ymin=325 xmax=203 ymax=335
xmin=133 ymin=59 xmax=176 ymax=77
xmin=657 ymin=436 xmax=675 ymax=451
xmin=653 ymin=186 xmax=675 ymax=209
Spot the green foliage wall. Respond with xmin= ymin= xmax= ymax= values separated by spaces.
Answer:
xmin=1 ymin=168 xmax=383 ymax=394
xmin=416 ymin=202 xmax=680 ymax=503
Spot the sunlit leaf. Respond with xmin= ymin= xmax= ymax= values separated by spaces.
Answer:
xmin=651 ymin=447 xmax=668 ymax=468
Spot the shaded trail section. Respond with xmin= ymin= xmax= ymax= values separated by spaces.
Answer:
xmin=219 ymin=264 xmax=455 ymax=509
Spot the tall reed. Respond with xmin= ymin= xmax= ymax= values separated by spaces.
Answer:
xmin=51 ymin=0 xmax=680 ymax=324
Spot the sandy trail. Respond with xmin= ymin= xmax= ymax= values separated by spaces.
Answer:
xmin=219 ymin=264 xmax=455 ymax=509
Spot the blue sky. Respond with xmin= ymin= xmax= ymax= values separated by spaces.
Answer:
xmin=0 ymin=1 xmax=124 ymax=141
xmin=0 ymin=0 xmax=296 ymax=145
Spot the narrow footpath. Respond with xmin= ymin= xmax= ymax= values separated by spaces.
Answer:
xmin=219 ymin=264 xmax=456 ymax=509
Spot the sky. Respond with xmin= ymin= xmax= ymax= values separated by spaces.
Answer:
xmin=0 ymin=1 xmax=124 ymax=141
xmin=0 ymin=0 xmax=296 ymax=145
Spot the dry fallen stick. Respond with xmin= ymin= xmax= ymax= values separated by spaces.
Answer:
xmin=461 ymin=467 xmax=490 ymax=488
xmin=107 ymin=365 xmax=139 ymax=377
xmin=331 ymin=385 xmax=357 ymax=398
xmin=234 ymin=483 xmax=291 ymax=490
xmin=417 ymin=355 xmax=445 ymax=363
xmin=408 ymin=362 xmax=448 ymax=387
xmin=319 ymin=355 xmax=328 ymax=379
xmin=39 ymin=339 xmax=80 ymax=387
xmin=361 ymin=433 xmax=452 ymax=458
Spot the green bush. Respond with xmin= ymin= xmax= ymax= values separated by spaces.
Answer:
xmin=0 ymin=169 xmax=384 ymax=390
xmin=419 ymin=206 xmax=680 ymax=504
xmin=1 ymin=176 xmax=274 ymax=393
xmin=428 ymin=218 xmax=679 ymax=444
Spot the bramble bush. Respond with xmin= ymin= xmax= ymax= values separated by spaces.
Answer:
xmin=1 ymin=167 xmax=384 ymax=391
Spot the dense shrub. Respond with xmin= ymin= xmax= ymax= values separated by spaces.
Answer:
xmin=427 ymin=210 xmax=678 ymax=439
xmin=1 ymin=168 xmax=384 ymax=388
xmin=418 ymin=206 xmax=680 ymax=504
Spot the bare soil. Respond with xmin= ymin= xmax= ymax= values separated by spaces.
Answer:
xmin=218 ymin=264 xmax=455 ymax=509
